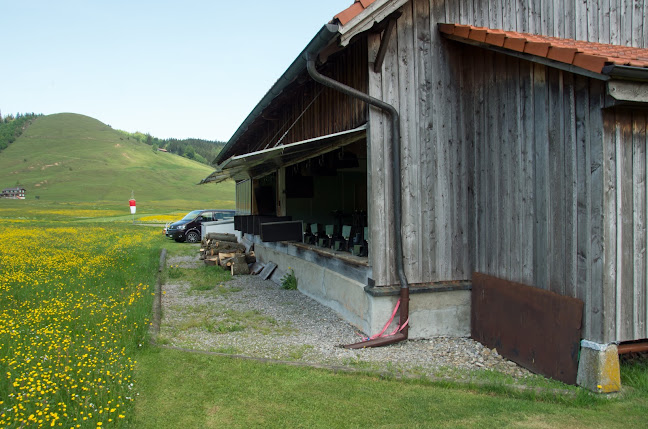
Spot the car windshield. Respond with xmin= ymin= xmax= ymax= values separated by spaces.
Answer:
xmin=181 ymin=210 xmax=202 ymax=221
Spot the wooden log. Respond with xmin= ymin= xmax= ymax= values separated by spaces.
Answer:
xmin=219 ymin=252 xmax=236 ymax=269
xmin=245 ymin=253 xmax=257 ymax=264
xmin=230 ymin=255 xmax=250 ymax=275
xmin=205 ymin=232 xmax=238 ymax=243
xmin=210 ymin=242 xmax=246 ymax=253
xmin=218 ymin=251 xmax=237 ymax=260
xmin=204 ymin=257 xmax=218 ymax=266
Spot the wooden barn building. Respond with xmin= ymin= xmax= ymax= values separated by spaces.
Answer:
xmin=204 ymin=0 xmax=648 ymax=389
xmin=1 ymin=187 xmax=26 ymax=199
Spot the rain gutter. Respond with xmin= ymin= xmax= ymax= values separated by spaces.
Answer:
xmin=602 ymin=64 xmax=648 ymax=82
xmin=305 ymin=53 xmax=410 ymax=348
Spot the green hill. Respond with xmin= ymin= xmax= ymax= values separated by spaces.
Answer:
xmin=0 ymin=113 xmax=233 ymax=210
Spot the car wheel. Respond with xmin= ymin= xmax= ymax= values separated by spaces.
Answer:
xmin=185 ymin=230 xmax=200 ymax=243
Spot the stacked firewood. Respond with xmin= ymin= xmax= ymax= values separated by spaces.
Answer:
xmin=199 ymin=232 xmax=256 ymax=275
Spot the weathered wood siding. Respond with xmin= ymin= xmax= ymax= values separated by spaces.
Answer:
xmin=367 ymin=0 xmax=647 ymax=342
xmin=368 ymin=1 xmax=475 ymax=285
xmin=461 ymin=47 xmax=617 ymax=342
xmin=368 ymin=0 xmax=473 ymax=286
xmin=603 ymin=109 xmax=648 ymax=342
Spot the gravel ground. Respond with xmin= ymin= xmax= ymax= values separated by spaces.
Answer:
xmin=160 ymin=255 xmax=532 ymax=380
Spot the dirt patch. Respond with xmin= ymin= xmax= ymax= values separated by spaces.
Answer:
xmin=41 ymin=162 xmax=60 ymax=170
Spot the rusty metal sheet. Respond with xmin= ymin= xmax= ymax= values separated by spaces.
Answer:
xmin=471 ymin=273 xmax=583 ymax=385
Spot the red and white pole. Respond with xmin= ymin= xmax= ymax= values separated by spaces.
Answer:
xmin=129 ymin=197 xmax=136 ymax=224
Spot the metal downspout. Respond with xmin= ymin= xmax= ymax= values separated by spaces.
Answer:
xmin=305 ymin=54 xmax=410 ymax=348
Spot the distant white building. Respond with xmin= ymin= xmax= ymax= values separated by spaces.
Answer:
xmin=1 ymin=187 xmax=26 ymax=199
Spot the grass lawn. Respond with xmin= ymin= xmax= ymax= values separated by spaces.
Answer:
xmin=133 ymin=347 xmax=647 ymax=428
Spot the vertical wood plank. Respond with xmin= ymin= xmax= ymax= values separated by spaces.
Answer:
xmin=574 ymin=0 xmax=588 ymax=41
xmin=548 ymin=68 xmax=566 ymax=295
xmin=600 ymin=105 xmax=617 ymax=344
xmin=513 ymin=0 xmax=523 ymax=30
xmin=431 ymin=0 xmax=451 ymax=279
xmin=588 ymin=0 xmax=600 ymax=42
xmin=519 ymin=0 xmax=529 ymax=30
xmin=367 ymin=32 xmax=390 ymax=286
xmin=421 ymin=0 xmax=438 ymax=281
xmin=462 ymin=47 xmax=477 ymax=280
xmin=632 ymin=0 xmax=646 ymax=47
xmin=484 ymin=50 xmax=497 ymax=274
xmin=491 ymin=0 xmax=504 ymax=28
xmin=529 ymin=0 xmax=542 ymax=34
xmin=543 ymin=0 xmax=555 ymax=35
xmin=562 ymin=0 xmax=576 ymax=38
xmin=589 ymin=82 xmax=607 ymax=343
xmin=445 ymin=0 xmax=460 ymax=22
xmin=397 ymin=2 xmax=421 ymax=282
xmin=520 ymin=58 xmax=535 ymax=284
xmin=619 ymin=110 xmax=634 ymax=340
xmin=563 ymin=72 xmax=579 ymax=298
xmin=507 ymin=55 xmax=521 ymax=282
xmin=575 ymin=75 xmax=592 ymax=337
xmin=383 ymin=16 xmax=402 ymax=286
xmin=473 ymin=45 xmax=488 ymax=274
xmin=632 ymin=111 xmax=647 ymax=339
xmin=432 ymin=0 xmax=447 ymax=280
xmin=414 ymin=0 xmax=433 ymax=282
xmin=447 ymin=37 xmax=466 ymax=279
xmin=533 ymin=63 xmax=549 ymax=290
xmin=496 ymin=54 xmax=509 ymax=279
xmin=472 ymin=0 xmax=487 ymax=27
xmin=502 ymin=0 xmax=515 ymax=30
xmin=601 ymin=0 xmax=612 ymax=44
xmin=458 ymin=0 xmax=474 ymax=25
xmin=620 ymin=0 xmax=633 ymax=46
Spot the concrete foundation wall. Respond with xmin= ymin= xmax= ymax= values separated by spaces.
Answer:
xmin=410 ymin=291 xmax=471 ymax=338
xmin=254 ymin=241 xmax=471 ymax=338
xmin=255 ymin=243 xmax=371 ymax=332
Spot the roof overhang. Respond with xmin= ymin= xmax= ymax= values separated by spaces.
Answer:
xmin=441 ymin=32 xmax=612 ymax=81
xmin=439 ymin=24 xmax=648 ymax=83
xmin=213 ymin=1 xmax=412 ymax=168
xmin=213 ymin=24 xmax=341 ymax=165
xmin=201 ymin=125 xmax=367 ymax=184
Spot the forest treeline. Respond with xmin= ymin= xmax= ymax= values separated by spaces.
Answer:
xmin=116 ymin=130 xmax=225 ymax=165
xmin=0 ymin=112 xmax=42 ymax=152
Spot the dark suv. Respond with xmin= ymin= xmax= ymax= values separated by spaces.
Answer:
xmin=165 ymin=209 xmax=235 ymax=243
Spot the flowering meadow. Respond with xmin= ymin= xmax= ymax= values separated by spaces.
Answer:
xmin=0 ymin=213 xmax=160 ymax=428
xmin=136 ymin=214 xmax=183 ymax=223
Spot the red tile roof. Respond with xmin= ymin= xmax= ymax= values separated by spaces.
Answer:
xmin=440 ymin=23 xmax=648 ymax=73
xmin=333 ymin=0 xmax=376 ymax=26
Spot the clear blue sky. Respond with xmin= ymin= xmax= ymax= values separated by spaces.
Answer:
xmin=0 ymin=0 xmax=353 ymax=141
